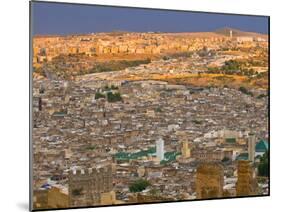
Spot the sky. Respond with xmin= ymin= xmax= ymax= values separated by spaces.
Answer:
xmin=31 ymin=1 xmax=269 ymax=36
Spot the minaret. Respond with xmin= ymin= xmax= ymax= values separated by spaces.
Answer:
xmin=248 ymin=135 xmax=256 ymax=162
xmin=181 ymin=140 xmax=191 ymax=158
xmin=156 ymin=138 xmax=164 ymax=161
xmin=230 ymin=30 xmax=233 ymax=39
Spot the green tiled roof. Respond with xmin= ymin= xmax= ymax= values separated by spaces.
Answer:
xmin=225 ymin=138 xmax=236 ymax=144
xmin=115 ymin=147 xmax=156 ymax=160
xmin=162 ymin=151 xmax=181 ymax=163
xmin=256 ymin=140 xmax=269 ymax=152
xmin=115 ymin=147 xmax=180 ymax=163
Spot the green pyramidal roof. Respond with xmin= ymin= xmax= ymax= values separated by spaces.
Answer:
xmin=255 ymin=140 xmax=269 ymax=152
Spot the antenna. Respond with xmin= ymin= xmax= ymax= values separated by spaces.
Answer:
xmin=230 ymin=30 xmax=233 ymax=39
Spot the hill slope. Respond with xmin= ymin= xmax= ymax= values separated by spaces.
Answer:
xmin=215 ymin=27 xmax=268 ymax=38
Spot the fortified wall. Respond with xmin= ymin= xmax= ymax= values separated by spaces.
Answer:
xmin=32 ymin=33 xmax=230 ymax=65
xmin=68 ymin=165 xmax=113 ymax=207
xmin=236 ymin=160 xmax=258 ymax=196
xmin=196 ymin=162 xmax=224 ymax=199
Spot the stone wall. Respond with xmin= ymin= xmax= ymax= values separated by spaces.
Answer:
xmin=68 ymin=165 xmax=113 ymax=207
xmin=196 ymin=162 xmax=224 ymax=199
xmin=236 ymin=160 xmax=258 ymax=196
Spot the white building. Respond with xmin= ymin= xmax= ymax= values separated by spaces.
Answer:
xmin=236 ymin=36 xmax=254 ymax=43
xmin=254 ymin=37 xmax=266 ymax=42
xmin=156 ymin=138 xmax=165 ymax=161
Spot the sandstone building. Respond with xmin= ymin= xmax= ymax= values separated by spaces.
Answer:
xmin=236 ymin=160 xmax=258 ymax=196
xmin=196 ymin=162 xmax=224 ymax=199
xmin=68 ymin=165 xmax=113 ymax=207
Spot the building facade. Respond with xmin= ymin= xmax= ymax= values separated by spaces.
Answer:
xmin=68 ymin=165 xmax=113 ymax=207
xmin=196 ymin=163 xmax=224 ymax=199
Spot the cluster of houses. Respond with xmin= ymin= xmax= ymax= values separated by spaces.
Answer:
xmin=33 ymin=31 xmax=267 ymax=67
xmin=32 ymin=72 xmax=268 ymax=209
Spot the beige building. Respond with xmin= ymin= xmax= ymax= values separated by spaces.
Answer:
xmin=196 ymin=162 xmax=224 ymax=199
xmin=68 ymin=165 xmax=113 ymax=207
xmin=181 ymin=140 xmax=191 ymax=159
xmin=236 ymin=160 xmax=258 ymax=196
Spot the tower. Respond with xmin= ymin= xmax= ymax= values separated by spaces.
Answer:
xmin=230 ymin=30 xmax=233 ymax=39
xmin=68 ymin=165 xmax=113 ymax=207
xmin=236 ymin=160 xmax=258 ymax=196
xmin=248 ymin=135 xmax=256 ymax=162
xmin=156 ymin=138 xmax=164 ymax=161
xmin=196 ymin=162 xmax=224 ymax=199
xmin=181 ymin=140 xmax=191 ymax=158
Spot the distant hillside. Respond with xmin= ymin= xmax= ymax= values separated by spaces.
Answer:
xmin=215 ymin=27 xmax=268 ymax=38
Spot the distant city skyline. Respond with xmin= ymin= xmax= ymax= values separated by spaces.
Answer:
xmin=31 ymin=1 xmax=269 ymax=36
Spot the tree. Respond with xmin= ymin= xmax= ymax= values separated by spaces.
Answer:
xmin=257 ymin=94 xmax=267 ymax=99
xmin=72 ymin=188 xmax=83 ymax=196
xmin=258 ymin=151 xmax=269 ymax=177
xmin=239 ymin=86 xmax=248 ymax=93
xmin=111 ymin=85 xmax=119 ymax=90
xmin=162 ymin=56 xmax=169 ymax=61
xmin=107 ymin=92 xmax=122 ymax=102
xmin=222 ymin=157 xmax=231 ymax=163
xmin=223 ymin=60 xmax=240 ymax=70
xmin=95 ymin=92 xmax=106 ymax=99
xmin=155 ymin=107 xmax=162 ymax=113
xmin=239 ymin=86 xmax=253 ymax=96
xmin=129 ymin=179 xmax=150 ymax=193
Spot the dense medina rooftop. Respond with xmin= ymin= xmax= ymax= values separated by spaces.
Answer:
xmin=32 ymin=30 xmax=269 ymax=209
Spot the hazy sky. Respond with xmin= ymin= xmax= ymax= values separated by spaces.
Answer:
xmin=31 ymin=1 xmax=269 ymax=35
